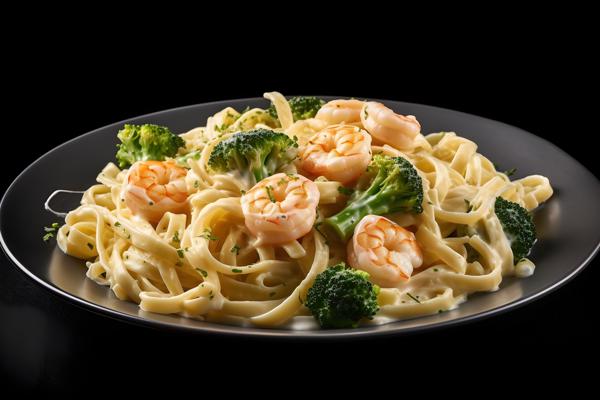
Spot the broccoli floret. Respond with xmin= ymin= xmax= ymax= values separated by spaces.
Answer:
xmin=495 ymin=197 xmax=537 ymax=263
xmin=115 ymin=124 xmax=184 ymax=169
xmin=207 ymin=129 xmax=298 ymax=186
xmin=267 ymin=96 xmax=325 ymax=122
xmin=325 ymin=155 xmax=424 ymax=241
xmin=306 ymin=263 xmax=380 ymax=329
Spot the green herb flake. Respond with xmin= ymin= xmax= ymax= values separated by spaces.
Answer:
xmin=337 ymin=186 xmax=355 ymax=196
xmin=232 ymin=268 xmax=243 ymax=273
xmin=42 ymin=222 xmax=61 ymax=242
xmin=265 ymin=185 xmax=276 ymax=203
xmin=114 ymin=221 xmax=121 ymax=227
xmin=172 ymin=231 xmax=181 ymax=243
xmin=504 ymin=168 xmax=517 ymax=177
xmin=406 ymin=292 xmax=421 ymax=303
xmin=196 ymin=268 xmax=208 ymax=277
xmin=177 ymin=249 xmax=185 ymax=258
xmin=199 ymin=228 xmax=218 ymax=241
xmin=230 ymin=244 xmax=240 ymax=255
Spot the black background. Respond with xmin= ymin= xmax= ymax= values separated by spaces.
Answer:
xmin=1 ymin=15 xmax=597 ymax=390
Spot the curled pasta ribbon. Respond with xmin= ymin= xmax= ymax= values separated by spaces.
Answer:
xmin=53 ymin=94 xmax=554 ymax=327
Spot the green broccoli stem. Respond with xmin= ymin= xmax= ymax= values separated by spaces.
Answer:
xmin=325 ymin=165 xmax=392 ymax=240
xmin=250 ymin=152 xmax=271 ymax=183
xmin=251 ymin=166 xmax=268 ymax=183
xmin=324 ymin=193 xmax=393 ymax=241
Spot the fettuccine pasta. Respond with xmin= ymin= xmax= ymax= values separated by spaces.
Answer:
xmin=52 ymin=92 xmax=553 ymax=328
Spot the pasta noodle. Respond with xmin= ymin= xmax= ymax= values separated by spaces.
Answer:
xmin=54 ymin=92 xmax=553 ymax=328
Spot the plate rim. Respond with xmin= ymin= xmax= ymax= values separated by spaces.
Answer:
xmin=1 ymin=97 xmax=599 ymax=338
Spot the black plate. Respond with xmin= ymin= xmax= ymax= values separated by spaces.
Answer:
xmin=1 ymin=97 xmax=599 ymax=338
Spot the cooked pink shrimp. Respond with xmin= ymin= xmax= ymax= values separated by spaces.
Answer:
xmin=347 ymin=215 xmax=423 ymax=287
xmin=299 ymin=124 xmax=372 ymax=184
xmin=122 ymin=160 xmax=189 ymax=224
xmin=241 ymin=173 xmax=319 ymax=245
xmin=361 ymin=102 xmax=421 ymax=150
xmin=315 ymin=99 xmax=365 ymax=125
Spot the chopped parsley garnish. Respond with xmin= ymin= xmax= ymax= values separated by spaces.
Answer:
xmin=230 ymin=244 xmax=241 ymax=255
xmin=196 ymin=268 xmax=208 ymax=277
xmin=114 ymin=221 xmax=121 ymax=227
xmin=177 ymin=249 xmax=184 ymax=258
xmin=194 ymin=180 xmax=199 ymax=188
xmin=406 ymin=292 xmax=421 ymax=303
xmin=265 ymin=185 xmax=276 ymax=203
xmin=504 ymin=168 xmax=517 ymax=177
xmin=43 ymin=222 xmax=61 ymax=242
xmin=337 ymin=186 xmax=354 ymax=196
xmin=172 ymin=231 xmax=180 ymax=243
xmin=286 ymin=173 xmax=299 ymax=181
xmin=199 ymin=228 xmax=218 ymax=241
xmin=232 ymin=268 xmax=243 ymax=273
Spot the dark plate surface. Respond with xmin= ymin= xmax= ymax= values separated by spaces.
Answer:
xmin=1 ymin=97 xmax=599 ymax=338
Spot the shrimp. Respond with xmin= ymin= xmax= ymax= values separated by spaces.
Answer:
xmin=361 ymin=101 xmax=421 ymax=150
xmin=122 ymin=160 xmax=189 ymax=224
xmin=299 ymin=124 xmax=372 ymax=184
xmin=241 ymin=173 xmax=320 ymax=245
xmin=315 ymin=99 xmax=365 ymax=125
xmin=347 ymin=215 xmax=423 ymax=287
